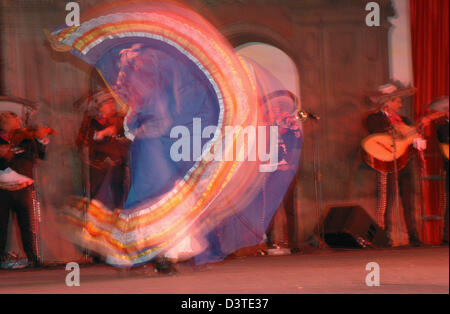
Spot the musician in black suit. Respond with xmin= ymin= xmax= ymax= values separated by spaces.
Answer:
xmin=0 ymin=111 xmax=52 ymax=268
xmin=366 ymin=83 xmax=425 ymax=247
xmin=435 ymin=98 xmax=449 ymax=244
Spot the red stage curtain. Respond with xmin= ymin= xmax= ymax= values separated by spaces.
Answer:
xmin=410 ymin=0 xmax=449 ymax=244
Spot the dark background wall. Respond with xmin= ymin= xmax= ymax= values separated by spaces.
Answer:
xmin=193 ymin=0 xmax=404 ymax=244
xmin=0 ymin=0 xmax=411 ymax=262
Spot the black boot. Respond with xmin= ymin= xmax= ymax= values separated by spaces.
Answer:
xmin=152 ymin=257 xmax=178 ymax=275
xmin=409 ymin=235 xmax=422 ymax=247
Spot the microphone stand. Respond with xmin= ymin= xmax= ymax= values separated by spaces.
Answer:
xmin=298 ymin=111 xmax=324 ymax=247
xmin=312 ymin=117 xmax=325 ymax=247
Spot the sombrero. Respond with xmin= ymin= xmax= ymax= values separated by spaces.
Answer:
xmin=368 ymin=81 xmax=417 ymax=105
xmin=428 ymin=96 xmax=449 ymax=113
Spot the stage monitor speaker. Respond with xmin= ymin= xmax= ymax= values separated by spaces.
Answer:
xmin=323 ymin=205 xmax=389 ymax=248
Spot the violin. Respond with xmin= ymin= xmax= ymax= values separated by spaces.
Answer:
xmin=10 ymin=126 xmax=56 ymax=146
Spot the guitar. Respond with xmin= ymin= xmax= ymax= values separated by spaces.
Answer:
xmin=440 ymin=143 xmax=449 ymax=160
xmin=361 ymin=111 xmax=445 ymax=173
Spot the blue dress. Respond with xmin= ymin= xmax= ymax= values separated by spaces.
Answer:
xmin=51 ymin=2 xmax=302 ymax=267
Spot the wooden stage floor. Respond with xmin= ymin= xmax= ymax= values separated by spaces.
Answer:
xmin=0 ymin=246 xmax=448 ymax=294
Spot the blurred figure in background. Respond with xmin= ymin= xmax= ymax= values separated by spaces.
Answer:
xmin=76 ymin=90 xmax=130 ymax=210
xmin=432 ymin=97 xmax=449 ymax=244
xmin=264 ymin=101 xmax=302 ymax=254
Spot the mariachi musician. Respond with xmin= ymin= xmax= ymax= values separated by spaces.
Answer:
xmin=0 ymin=111 xmax=53 ymax=269
xmin=432 ymin=97 xmax=449 ymax=244
xmin=364 ymin=82 xmax=429 ymax=247
xmin=76 ymin=89 xmax=130 ymax=209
